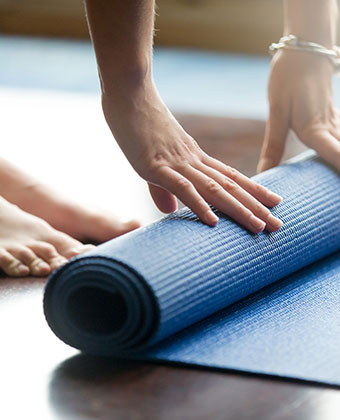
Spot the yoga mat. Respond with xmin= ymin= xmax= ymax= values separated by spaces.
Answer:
xmin=44 ymin=151 xmax=340 ymax=386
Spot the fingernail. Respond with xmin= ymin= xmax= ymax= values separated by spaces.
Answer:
xmin=206 ymin=210 xmax=219 ymax=226
xmin=267 ymin=190 xmax=283 ymax=204
xmin=250 ymin=215 xmax=266 ymax=233
xmin=267 ymin=214 xmax=283 ymax=231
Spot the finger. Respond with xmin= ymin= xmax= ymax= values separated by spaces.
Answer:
xmin=8 ymin=245 xmax=51 ymax=276
xmin=0 ymin=248 xmax=29 ymax=277
xmin=155 ymin=166 xmax=219 ymax=226
xmin=257 ymin=105 xmax=290 ymax=173
xmin=183 ymin=166 xmax=267 ymax=233
xmin=301 ymin=130 xmax=340 ymax=171
xmin=196 ymin=164 xmax=282 ymax=231
xmin=29 ymin=242 xmax=68 ymax=271
xmin=148 ymin=183 xmax=178 ymax=213
xmin=202 ymin=155 xmax=282 ymax=208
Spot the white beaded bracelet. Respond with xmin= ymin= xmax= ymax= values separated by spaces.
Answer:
xmin=269 ymin=34 xmax=340 ymax=73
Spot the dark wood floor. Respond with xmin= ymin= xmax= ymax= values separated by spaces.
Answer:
xmin=3 ymin=103 xmax=338 ymax=420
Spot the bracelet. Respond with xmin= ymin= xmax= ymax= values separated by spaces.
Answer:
xmin=269 ymin=34 xmax=340 ymax=73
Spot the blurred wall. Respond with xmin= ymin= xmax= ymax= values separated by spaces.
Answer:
xmin=0 ymin=0 xmax=283 ymax=54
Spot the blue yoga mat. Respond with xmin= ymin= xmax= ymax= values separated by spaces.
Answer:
xmin=44 ymin=151 xmax=340 ymax=386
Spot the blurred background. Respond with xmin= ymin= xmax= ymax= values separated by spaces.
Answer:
xmin=0 ymin=0 xmax=339 ymax=224
xmin=1 ymin=0 xmax=284 ymax=53
xmin=0 ymin=0 xmax=288 ymax=118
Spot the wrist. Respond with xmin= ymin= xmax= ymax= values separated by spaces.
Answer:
xmin=101 ymin=74 xmax=155 ymax=110
xmin=99 ymin=58 xmax=153 ymax=98
xmin=101 ymin=77 xmax=164 ymax=140
xmin=271 ymin=48 xmax=335 ymax=84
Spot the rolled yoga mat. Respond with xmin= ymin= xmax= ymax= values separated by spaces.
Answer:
xmin=44 ymin=151 xmax=340 ymax=386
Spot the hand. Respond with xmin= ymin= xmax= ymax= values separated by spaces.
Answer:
xmin=258 ymin=49 xmax=340 ymax=173
xmin=102 ymin=83 xmax=282 ymax=233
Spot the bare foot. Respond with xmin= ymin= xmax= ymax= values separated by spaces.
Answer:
xmin=0 ymin=157 xmax=141 ymax=243
xmin=0 ymin=197 xmax=95 ymax=277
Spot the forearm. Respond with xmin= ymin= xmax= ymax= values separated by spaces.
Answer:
xmin=84 ymin=0 xmax=155 ymax=96
xmin=284 ymin=0 xmax=338 ymax=48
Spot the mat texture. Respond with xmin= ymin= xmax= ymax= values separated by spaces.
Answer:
xmin=44 ymin=151 xmax=340 ymax=386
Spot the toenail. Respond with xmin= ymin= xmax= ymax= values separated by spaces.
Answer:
xmin=53 ymin=258 xmax=68 ymax=268
xmin=69 ymin=248 xmax=81 ymax=256
xmin=71 ymin=245 xmax=94 ymax=255
xmin=33 ymin=261 xmax=50 ymax=274
xmin=83 ymin=244 xmax=96 ymax=250
xmin=38 ymin=261 xmax=49 ymax=269
xmin=14 ymin=264 xmax=29 ymax=275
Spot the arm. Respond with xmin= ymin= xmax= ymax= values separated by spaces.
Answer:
xmin=258 ymin=0 xmax=340 ymax=172
xmin=84 ymin=0 xmax=282 ymax=233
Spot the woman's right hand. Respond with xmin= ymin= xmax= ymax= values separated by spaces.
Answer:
xmin=102 ymin=83 xmax=283 ymax=233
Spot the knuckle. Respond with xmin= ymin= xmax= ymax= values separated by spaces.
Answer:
xmin=153 ymin=152 xmax=166 ymax=163
xmin=175 ymin=177 xmax=191 ymax=191
xmin=174 ymin=161 xmax=190 ymax=173
xmin=206 ymin=179 xmax=220 ymax=195
xmin=144 ymin=163 xmax=168 ymax=182
xmin=229 ymin=202 xmax=248 ymax=219
xmin=224 ymin=165 xmax=238 ymax=179
xmin=244 ymin=209 xmax=254 ymax=220
xmin=146 ymin=161 xmax=164 ymax=175
xmin=223 ymin=178 xmax=238 ymax=193
xmin=254 ymin=202 xmax=270 ymax=217
xmin=253 ymin=183 xmax=264 ymax=195
xmin=235 ymin=205 xmax=252 ymax=219
xmin=196 ymin=198 xmax=209 ymax=211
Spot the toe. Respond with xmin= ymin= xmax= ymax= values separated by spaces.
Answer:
xmin=86 ymin=214 xmax=141 ymax=243
xmin=101 ymin=218 xmax=141 ymax=239
xmin=123 ymin=220 xmax=141 ymax=233
xmin=9 ymin=245 xmax=51 ymax=277
xmin=63 ymin=243 xmax=96 ymax=258
xmin=46 ymin=230 xmax=94 ymax=259
xmin=29 ymin=242 xmax=68 ymax=271
xmin=0 ymin=248 xmax=30 ymax=277
xmin=74 ymin=243 xmax=96 ymax=256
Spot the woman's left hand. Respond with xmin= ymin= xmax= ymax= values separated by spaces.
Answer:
xmin=258 ymin=49 xmax=340 ymax=173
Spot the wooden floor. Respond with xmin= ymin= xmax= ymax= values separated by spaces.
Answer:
xmin=2 ymin=89 xmax=339 ymax=420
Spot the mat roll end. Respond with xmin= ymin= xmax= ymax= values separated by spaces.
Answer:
xmin=43 ymin=256 xmax=159 ymax=356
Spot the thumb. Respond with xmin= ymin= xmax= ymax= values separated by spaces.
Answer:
xmin=148 ymin=183 xmax=178 ymax=213
xmin=257 ymin=107 xmax=289 ymax=173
